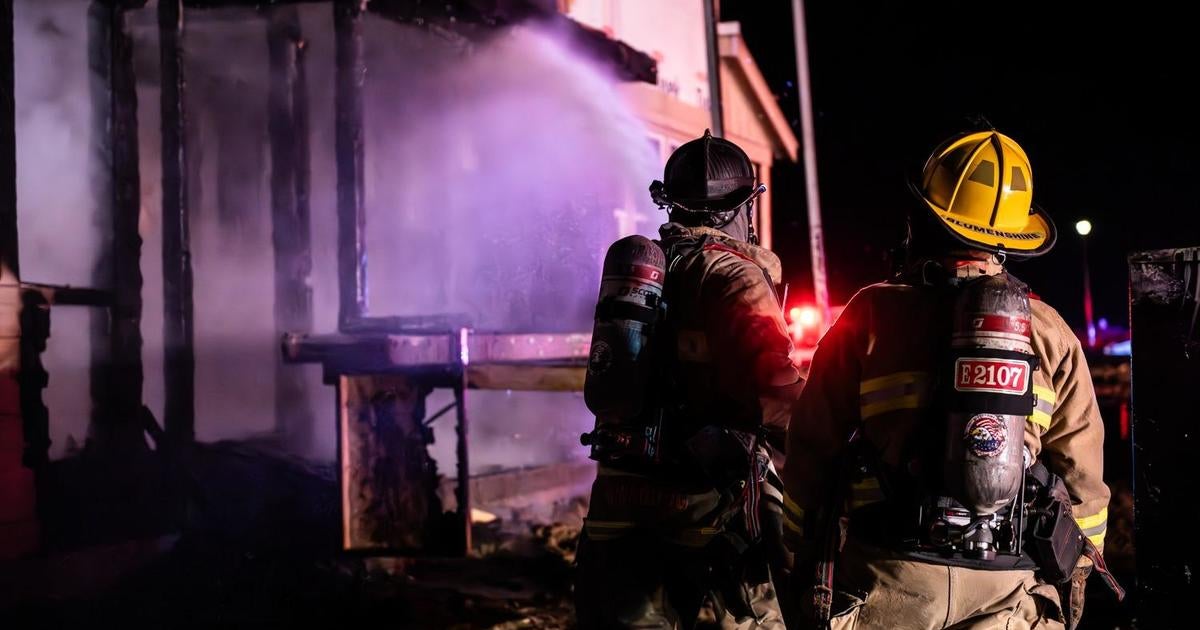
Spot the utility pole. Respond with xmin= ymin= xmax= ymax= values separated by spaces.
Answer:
xmin=791 ymin=0 xmax=830 ymax=326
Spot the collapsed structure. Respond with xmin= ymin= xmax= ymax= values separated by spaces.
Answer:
xmin=0 ymin=0 xmax=655 ymax=561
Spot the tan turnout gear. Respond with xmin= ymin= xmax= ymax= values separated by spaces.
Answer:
xmin=576 ymin=223 xmax=801 ymax=630
xmin=782 ymin=260 xmax=1108 ymax=629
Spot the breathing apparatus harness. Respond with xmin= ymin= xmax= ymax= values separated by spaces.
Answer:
xmin=806 ymin=259 xmax=1124 ymax=624
xmin=580 ymin=129 xmax=787 ymax=620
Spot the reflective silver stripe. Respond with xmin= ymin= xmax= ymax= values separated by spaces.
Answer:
xmin=1030 ymin=385 xmax=1055 ymax=430
xmin=1075 ymin=507 xmax=1107 ymax=531
xmin=1080 ymin=521 xmax=1107 ymax=538
xmin=1033 ymin=384 xmax=1057 ymax=406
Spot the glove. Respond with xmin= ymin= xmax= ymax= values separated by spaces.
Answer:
xmin=1059 ymin=556 xmax=1093 ymax=630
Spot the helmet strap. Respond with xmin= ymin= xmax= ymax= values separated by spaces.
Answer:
xmin=746 ymin=202 xmax=759 ymax=246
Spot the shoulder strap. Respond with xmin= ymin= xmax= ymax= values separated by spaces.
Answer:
xmin=658 ymin=233 xmax=708 ymax=273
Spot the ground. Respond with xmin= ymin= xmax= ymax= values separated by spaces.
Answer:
xmin=3 ymin=519 xmax=582 ymax=629
xmin=0 ymin=443 xmax=1136 ymax=629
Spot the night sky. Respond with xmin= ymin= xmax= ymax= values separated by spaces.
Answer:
xmin=724 ymin=2 xmax=1199 ymax=332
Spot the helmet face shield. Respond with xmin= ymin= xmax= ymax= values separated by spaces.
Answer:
xmin=912 ymin=130 xmax=1056 ymax=259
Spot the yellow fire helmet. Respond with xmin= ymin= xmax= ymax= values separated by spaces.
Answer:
xmin=912 ymin=130 xmax=1056 ymax=259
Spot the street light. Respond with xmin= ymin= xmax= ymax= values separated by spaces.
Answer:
xmin=1076 ymin=219 xmax=1095 ymax=348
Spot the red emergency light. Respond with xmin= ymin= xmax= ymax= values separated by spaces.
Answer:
xmin=788 ymin=305 xmax=820 ymax=329
xmin=796 ymin=306 xmax=819 ymax=329
xmin=787 ymin=304 xmax=822 ymax=350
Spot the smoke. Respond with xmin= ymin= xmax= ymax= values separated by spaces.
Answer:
xmin=357 ymin=19 xmax=660 ymax=331
xmin=13 ymin=2 xmax=661 ymax=472
xmin=347 ymin=17 xmax=662 ymax=470
xmin=12 ymin=1 xmax=97 ymax=458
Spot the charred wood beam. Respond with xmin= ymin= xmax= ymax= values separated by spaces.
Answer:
xmin=182 ymin=0 xmax=306 ymax=8
xmin=453 ymin=363 xmax=471 ymax=555
xmin=0 ymin=0 xmax=15 ymax=278
xmin=1130 ymin=247 xmax=1200 ymax=622
xmin=365 ymin=1 xmax=656 ymax=84
xmin=160 ymin=0 xmax=195 ymax=446
xmin=20 ymin=283 xmax=113 ymax=308
xmin=95 ymin=0 xmax=148 ymax=8
xmin=337 ymin=374 xmax=442 ymax=552
xmin=334 ymin=0 xmax=367 ymax=331
xmin=281 ymin=331 xmax=590 ymax=368
xmin=18 ymin=291 xmax=50 ymax=470
xmin=268 ymin=5 xmax=314 ymax=449
xmin=88 ymin=1 xmax=146 ymax=455
xmin=437 ymin=460 xmax=598 ymax=511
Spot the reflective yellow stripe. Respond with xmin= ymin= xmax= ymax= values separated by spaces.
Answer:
xmin=1030 ymin=384 xmax=1056 ymax=431
xmin=860 ymin=372 xmax=929 ymax=419
xmin=1075 ymin=507 xmax=1108 ymax=530
xmin=1029 ymin=409 xmax=1052 ymax=430
xmin=782 ymin=492 xmax=805 ymax=521
xmin=860 ymin=371 xmax=927 ymax=395
xmin=1033 ymin=385 xmax=1057 ymax=405
xmin=667 ymin=527 xmax=721 ymax=548
xmin=851 ymin=480 xmax=881 ymax=496
xmin=782 ymin=514 xmax=804 ymax=536
xmin=584 ymin=519 xmax=634 ymax=530
xmin=850 ymin=479 xmax=883 ymax=500
xmin=1075 ymin=507 xmax=1108 ymax=552
xmin=584 ymin=519 xmax=634 ymax=541
xmin=861 ymin=394 xmax=923 ymax=419
xmin=848 ymin=476 xmax=885 ymax=509
xmin=853 ymin=477 xmax=880 ymax=490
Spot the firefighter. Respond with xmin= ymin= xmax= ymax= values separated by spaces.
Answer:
xmin=782 ymin=130 xmax=1120 ymax=629
xmin=574 ymin=130 xmax=804 ymax=629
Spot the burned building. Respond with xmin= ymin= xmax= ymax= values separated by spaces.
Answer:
xmin=1 ymin=1 xmax=661 ymax=618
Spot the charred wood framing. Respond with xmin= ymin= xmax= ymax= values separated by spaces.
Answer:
xmin=88 ymin=1 xmax=146 ymax=455
xmin=160 ymin=0 xmax=195 ymax=446
xmin=1129 ymin=247 xmax=1200 ymax=624
xmin=17 ymin=291 xmax=50 ymax=470
xmin=334 ymin=0 xmax=367 ymax=330
xmin=268 ymin=6 xmax=314 ymax=449
xmin=20 ymin=284 xmax=113 ymax=308
xmin=182 ymin=0 xmax=307 ymax=7
xmin=0 ymin=0 xmax=15 ymax=278
xmin=365 ymin=1 xmax=656 ymax=83
xmin=336 ymin=374 xmax=442 ymax=552
xmin=453 ymin=349 xmax=471 ymax=554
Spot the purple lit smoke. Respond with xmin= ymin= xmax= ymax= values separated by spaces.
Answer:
xmin=13 ymin=2 xmax=663 ymax=473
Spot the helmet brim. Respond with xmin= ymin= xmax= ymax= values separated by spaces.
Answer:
xmin=907 ymin=179 xmax=1057 ymax=260
xmin=665 ymin=185 xmax=760 ymax=214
